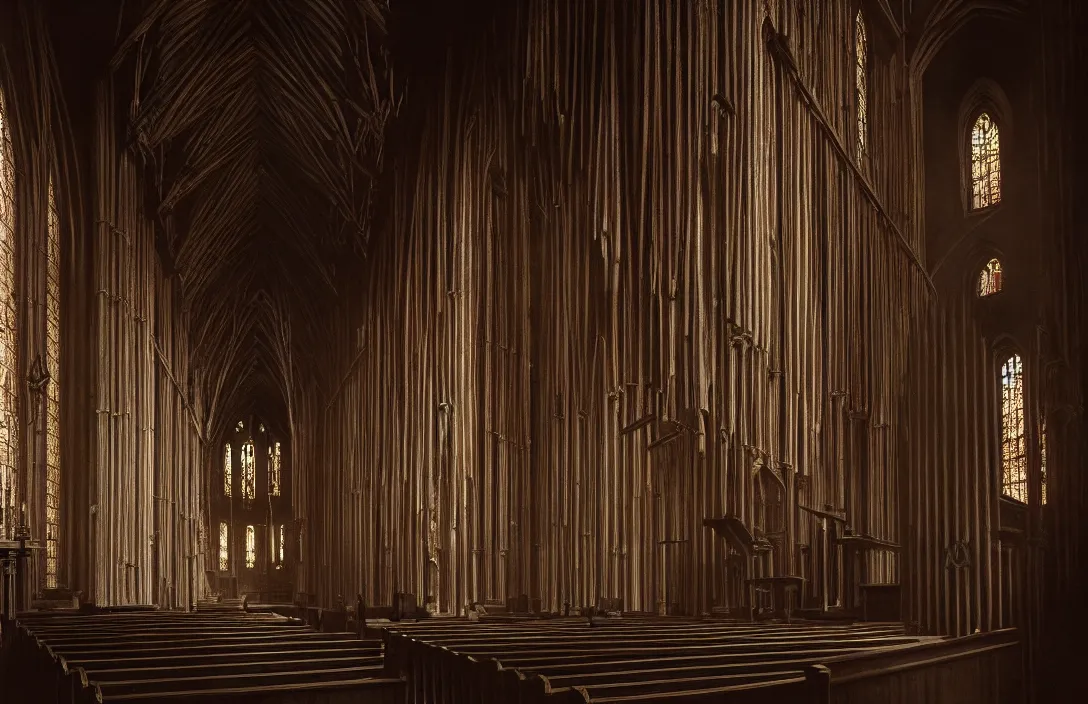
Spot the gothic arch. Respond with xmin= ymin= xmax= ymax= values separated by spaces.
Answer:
xmin=958 ymin=79 xmax=1013 ymax=212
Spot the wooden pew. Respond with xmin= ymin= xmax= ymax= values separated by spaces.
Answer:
xmin=802 ymin=628 xmax=1022 ymax=704
xmin=5 ymin=610 xmax=406 ymax=704
xmin=381 ymin=619 xmax=929 ymax=704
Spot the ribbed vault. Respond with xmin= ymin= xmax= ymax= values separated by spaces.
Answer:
xmin=109 ymin=0 xmax=393 ymax=437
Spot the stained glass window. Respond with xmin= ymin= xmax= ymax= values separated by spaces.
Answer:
xmin=978 ymin=258 xmax=1003 ymax=297
xmin=0 ymin=86 xmax=18 ymax=541
xmin=855 ymin=11 xmax=868 ymax=160
xmin=1039 ymin=414 xmax=1047 ymax=506
xmin=236 ymin=420 xmax=244 ymax=432
xmin=245 ymin=525 xmax=255 ymax=569
xmin=970 ymin=113 xmax=1001 ymax=209
xmin=279 ymin=524 xmax=285 ymax=563
xmin=223 ymin=443 xmax=232 ymax=496
xmin=241 ymin=440 xmax=255 ymax=500
xmin=45 ymin=176 xmax=61 ymax=589
xmin=268 ymin=441 xmax=281 ymax=497
xmin=219 ymin=522 xmax=229 ymax=571
xmin=1000 ymin=354 xmax=1027 ymax=503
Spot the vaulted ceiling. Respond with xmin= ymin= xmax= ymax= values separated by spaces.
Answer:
xmin=106 ymin=0 xmax=396 ymax=436
xmin=46 ymin=0 xmax=1030 ymax=440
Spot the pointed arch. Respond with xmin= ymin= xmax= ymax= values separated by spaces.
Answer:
xmin=855 ymin=9 xmax=869 ymax=160
xmin=1000 ymin=353 xmax=1027 ymax=502
xmin=0 ymin=84 xmax=17 ymax=542
xmin=978 ymin=258 xmax=1003 ymax=297
xmin=970 ymin=112 xmax=1002 ymax=209
xmin=45 ymin=175 xmax=61 ymax=589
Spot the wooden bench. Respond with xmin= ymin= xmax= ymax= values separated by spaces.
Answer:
xmin=380 ymin=619 xmax=927 ymax=704
xmin=3 ymin=610 xmax=406 ymax=704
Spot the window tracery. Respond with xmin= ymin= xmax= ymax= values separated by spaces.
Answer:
xmin=223 ymin=443 xmax=232 ymax=496
xmin=245 ymin=525 xmax=255 ymax=569
xmin=269 ymin=441 xmax=281 ymax=497
xmin=45 ymin=176 xmax=61 ymax=589
xmin=970 ymin=113 xmax=1001 ymax=209
xmin=1000 ymin=354 xmax=1027 ymax=503
xmin=1039 ymin=414 xmax=1048 ymax=506
xmin=978 ymin=258 xmax=1003 ymax=297
xmin=0 ymin=87 xmax=17 ymax=541
xmin=241 ymin=439 xmax=255 ymax=500
xmin=855 ymin=10 xmax=868 ymax=160
xmin=219 ymin=522 xmax=229 ymax=571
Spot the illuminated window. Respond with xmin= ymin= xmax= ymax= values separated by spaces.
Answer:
xmin=978 ymin=258 xmax=1003 ymax=297
xmin=223 ymin=443 xmax=232 ymax=496
xmin=245 ymin=525 xmax=255 ymax=568
xmin=235 ymin=420 xmax=244 ymax=432
xmin=279 ymin=524 xmax=285 ymax=563
xmin=241 ymin=440 xmax=255 ymax=500
xmin=219 ymin=522 xmax=229 ymax=571
xmin=1039 ymin=414 xmax=1047 ymax=506
xmin=970 ymin=113 xmax=1001 ymax=209
xmin=268 ymin=441 xmax=281 ymax=497
xmin=0 ymin=86 xmax=18 ymax=541
xmin=1000 ymin=354 xmax=1027 ymax=503
xmin=45 ymin=177 xmax=61 ymax=589
xmin=258 ymin=423 xmax=265 ymax=433
xmin=855 ymin=10 xmax=868 ymax=160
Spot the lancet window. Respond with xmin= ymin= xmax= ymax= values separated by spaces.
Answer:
xmin=279 ymin=524 xmax=285 ymax=564
xmin=970 ymin=113 xmax=1002 ymax=209
xmin=269 ymin=441 xmax=281 ymax=497
xmin=245 ymin=525 xmax=256 ymax=569
xmin=0 ymin=87 xmax=17 ymax=541
xmin=45 ymin=176 xmax=61 ymax=589
xmin=1000 ymin=354 xmax=1027 ymax=503
xmin=241 ymin=439 xmax=255 ymax=500
xmin=223 ymin=443 xmax=232 ymax=496
xmin=855 ymin=10 xmax=868 ymax=160
xmin=978 ymin=258 xmax=1003 ymax=297
xmin=219 ymin=522 xmax=229 ymax=571
xmin=1039 ymin=414 xmax=1048 ymax=506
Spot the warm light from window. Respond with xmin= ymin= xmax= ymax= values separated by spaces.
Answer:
xmin=855 ymin=11 xmax=868 ymax=160
xmin=970 ymin=113 xmax=1001 ymax=209
xmin=1001 ymin=354 xmax=1026 ymax=503
xmin=219 ymin=522 xmax=229 ymax=571
xmin=978 ymin=258 xmax=1003 ymax=297
xmin=245 ymin=525 xmax=255 ymax=569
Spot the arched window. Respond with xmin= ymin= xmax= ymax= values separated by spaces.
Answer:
xmin=268 ymin=441 xmax=281 ymax=497
xmin=241 ymin=439 xmax=255 ymax=500
xmin=218 ymin=522 xmax=229 ymax=571
xmin=1000 ymin=354 xmax=1027 ymax=502
xmin=279 ymin=524 xmax=285 ymax=564
xmin=978 ymin=258 xmax=1003 ymax=297
xmin=0 ymin=86 xmax=18 ymax=541
xmin=223 ymin=443 xmax=232 ymax=496
xmin=245 ymin=525 xmax=256 ymax=568
xmin=855 ymin=10 xmax=868 ymax=160
xmin=45 ymin=176 xmax=61 ymax=589
xmin=1039 ymin=414 xmax=1048 ymax=506
xmin=970 ymin=113 xmax=1001 ymax=209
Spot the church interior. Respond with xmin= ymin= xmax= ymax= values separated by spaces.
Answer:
xmin=0 ymin=0 xmax=1085 ymax=702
